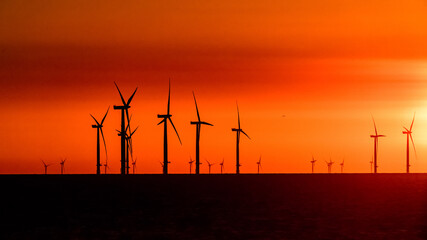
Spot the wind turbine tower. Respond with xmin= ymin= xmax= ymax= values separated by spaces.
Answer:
xmin=370 ymin=117 xmax=385 ymax=174
xmin=90 ymin=107 xmax=109 ymax=175
xmin=402 ymin=113 xmax=416 ymax=173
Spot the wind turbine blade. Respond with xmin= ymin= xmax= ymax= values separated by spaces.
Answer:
xmin=192 ymin=91 xmax=201 ymax=122
xmin=101 ymin=106 xmax=110 ymax=125
xmin=90 ymin=114 xmax=100 ymax=125
xmin=167 ymin=80 xmax=171 ymax=115
xmin=410 ymin=133 xmax=417 ymax=158
xmin=410 ymin=112 xmax=415 ymax=131
xmin=403 ymin=127 xmax=409 ymax=132
xmin=157 ymin=119 xmax=166 ymax=125
xmin=114 ymin=82 xmax=127 ymax=105
xmin=371 ymin=116 xmax=378 ymax=136
xmin=127 ymin=87 xmax=138 ymax=105
xmin=169 ymin=118 xmax=182 ymax=145
xmin=130 ymin=126 xmax=139 ymax=137
xmin=100 ymin=127 xmax=108 ymax=162
xmin=125 ymin=109 xmax=132 ymax=134
xmin=237 ymin=103 xmax=240 ymax=129
xmin=241 ymin=130 xmax=251 ymax=140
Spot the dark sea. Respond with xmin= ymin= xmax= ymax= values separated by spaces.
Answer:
xmin=2 ymin=174 xmax=427 ymax=239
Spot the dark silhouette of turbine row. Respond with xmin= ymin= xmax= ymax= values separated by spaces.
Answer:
xmin=89 ymin=81 xmax=253 ymax=175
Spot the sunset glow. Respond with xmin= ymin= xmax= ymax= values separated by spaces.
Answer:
xmin=1 ymin=0 xmax=427 ymax=174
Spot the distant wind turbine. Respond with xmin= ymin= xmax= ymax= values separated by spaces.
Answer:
xmin=370 ymin=117 xmax=385 ymax=174
xmin=220 ymin=158 xmax=225 ymax=174
xmin=113 ymin=82 xmax=137 ymax=175
xmin=206 ymin=160 xmax=215 ymax=174
xmin=403 ymin=113 xmax=416 ymax=173
xmin=191 ymin=91 xmax=213 ymax=174
xmin=60 ymin=158 xmax=66 ymax=175
xmin=340 ymin=159 xmax=344 ymax=173
xmin=325 ymin=159 xmax=334 ymax=173
xmin=310 ymin=156 xmax=317 ymax=173
xmin=132 ymin=158 xmax=137 ymax=174
xmin=90 ymin=107 xmax=109 ymax=175
xmin=103 ymin=162 xmax=110 ymax=174
xmin=256 ymin=156 xmax=262 ymax=174
xmin=157 ymin=80 xmax=181 ymax=174
xmin=231 ymin=103 xmax=250 ymax=174
xmin=189 ymin=157 xmax=194 ymax=174
xmin=42 ymin=160 xmax=52 ymax=175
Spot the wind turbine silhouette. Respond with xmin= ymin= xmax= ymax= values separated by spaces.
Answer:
xmin=310 ymin=156 xmax=317 ymax=173
xmin=189 ymin=157 xmax=194 ymax=174
xmin=206 ymin=160 xmax=215 ymax=174
xmin=132 ymin=158 xmax=137 ymax=174
xmin=60 ymin=158 xmax=66 ymax=175
xmin=370 ymin=117 xmax=385 ymax=174
xmin=340 ymin=159 xmax=344 ymax=173
xmin=157 ymin=81 xmax=181 ymax=174
xmin=125 ymin=125 xmax=138 ymax=174
xmin=220 ymin=158 xmax=225 ymax=174
xmin=191 ymin=92 xmax=213 ymax=174
xmin=113 ymin=82 xmax=138 ymax=175
xmin=256 ymin=156 xmax=262 ymax=174
xmin=403 ymin=113 xmax=416 ymax=173
xmin=325 ymin=159 xmax=334 ymax=173
xmin=42 ymin=160 xmax=52 ymax=175
xmin=91 ymin=107 xmax=109 ymax=175
xmin=231 ymin=104 xmax=250 ymax=174
xmin=103 ymin=162 xmax=110 ymax=174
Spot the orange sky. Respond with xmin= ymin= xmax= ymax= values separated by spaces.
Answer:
xmin=1 ymin=0 xmax=427 ymax=174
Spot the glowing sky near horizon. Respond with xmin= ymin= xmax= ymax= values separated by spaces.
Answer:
xmin=1 ymin=0 xmax=427 ymax=174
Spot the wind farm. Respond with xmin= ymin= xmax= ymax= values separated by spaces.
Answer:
xmin=3 ymin=0 xmax=427 ymax=239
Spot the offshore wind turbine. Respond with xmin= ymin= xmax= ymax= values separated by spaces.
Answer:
xmin=42 ymin=160 xmax=52 ymax=175
xmin=132 ymin=158 xmax=137 ymax=174
xmin=113 ymin=82 xmax=138 ymax=175
xmin=340 ymin=159 xmax=344 ymax=173
xmin=231 ymin=104 xmax=250 ymax=174
xmin=370 ymin=117 xmax=385 ymax=174
xmin=325 ymin=159 xmax=334 ymax=173
xmin=402 ymin=113 xmax=416 ymax=173
xmin=60 ymin=158 xmax=66 ymax=175
xmin=190 ymin=91 xmax=213 ymax=174
xmin=90 ymin=107 xmax=109 ymax=175
xmin=310 ymin=156 xmax=317 ymax=173
xmin=157 ymin=81 xmax=182 ymax=174
xmin=189 ymin=157 xmax=194 ymax=174
xmin=206 ymin=160 xmax=215 ymax=174
xmin=103 ymin=162 xmax=110 ymax=174
xmin=256 ymin=156 xmax=262 ymax=174
xmin=220 ymin=158 xmax=224 ymax=174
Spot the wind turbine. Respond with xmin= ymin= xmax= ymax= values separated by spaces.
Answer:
xmin=256 ymin=156 xmax=262 ymax=174
xmin=157 ymin=81 xmax=181 ymax=174
xmin=340 ymin=159 xmax=344 ymax=173
xmin=42 ymin=160 xmax=52 ymax=175
xmin=231 ymin=104 xmax=250 ymax=174
xmin=403 ymin=113 xmax=416 ymax=173
xmin=132 ymin=158 xmax=137 ymax=174
xmin=206 ymin=160 xmax=215 ymax=174
xmin=90 ymin=107 xmax=109 ymax=175
xmin=113 ymin=82 xmax=138 ymax=175
xmin=325 ymin=159 xmax=334 ymax=173
xmin=60 ymin=158 xmax=66 ymax=175
xmin=103 ymin=162 xmax=110 ymax=174
xmin=310 ymin=156 xmax=317 ymax=173
xmin=125 ymin=125 xmax=138 ymax=174
xmin=370 ymin=117 xmax=385 ymax=174
xmin=220 ymin=158 xmax=225 ymax=174
xmin=190 ymin=92 xmax=213 ymax=174
xmin=189 ymin=157 xmax=194 ymax=174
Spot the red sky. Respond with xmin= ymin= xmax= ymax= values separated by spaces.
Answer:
xmin=1 ymin=0 xmax=427 ymax=174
